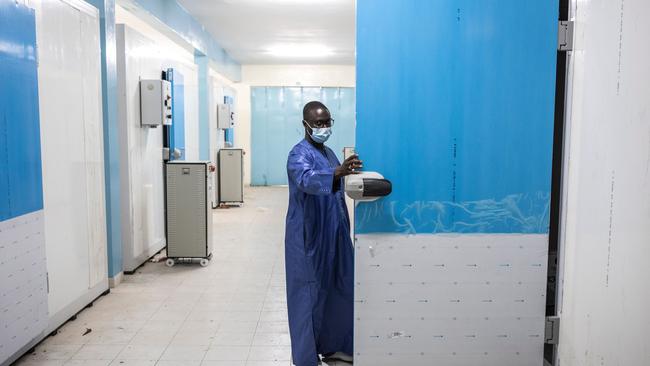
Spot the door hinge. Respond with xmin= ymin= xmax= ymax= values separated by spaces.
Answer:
xmin=558 ymin=20 xmax=574 ymax=51
xmin=545 ymin=316 xmax=560 ymax=344
xmin=46 ymin=272 xmax=49 ymax=293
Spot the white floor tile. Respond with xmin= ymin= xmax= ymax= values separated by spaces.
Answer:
xmin=218 ymin=321 xmax=258 ymax=333
xmin=178 ymin=320 xmax=221 ymax=333
xmin=247 ymin=346 xmax=291 ymax=362
xmin=203 ymin=346 xmax=250 ymax=361
xmin=109 ymin=360 xmax=157 ymax=366
xmin=200 ymin=361 xmax=246 ymax=366
xmin=128 ymin=331 xmax=176 ymax=347
xmin=254 ymin=322 xmax=289 ymax=334
xmin=251 ymin=333 xmax=291 ymax=347
xmin=170 ymin=331 xmax=215 ymax=347
xmin=116 ymin=345 xmax=166 ymax=360
xmin=159 ymin=345 xmax=209 ymax=361
xmin=27 ymin=344 xmax=83 ymax=361
xmin=14 ymin=360 xmax=66 ymax=366
xmin=211 ymin=332 xmax=255 ymax=346
xmin=64 ymin=360 xmax=111 ymax=365
xmin=71 ymin=344 xmax=125 ymax=360
xmin=156 ymin=361 xmax=201 ymax=366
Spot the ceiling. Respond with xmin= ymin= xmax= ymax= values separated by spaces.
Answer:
xmin=175 ymin=0 xmax=355 ymax=65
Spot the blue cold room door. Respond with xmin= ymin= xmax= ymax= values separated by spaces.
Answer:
xmin=251 ymin=86 xmax=355 ymax=186
xmin=354 ymin=1 xmax=559 ymax=365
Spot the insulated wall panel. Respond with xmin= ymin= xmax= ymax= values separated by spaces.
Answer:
xmin=116 ymin=24 xmax=199 ymax=272
xmin=34 ymin=0 xmax=108 ymax=323
xmin=0 ymin=2 xmax=48 ymax=364
xmin=251 ymin=86 xmax=355 ymax=186
xmin=355 ymin=1 xmax=558 ymax=365
xmin=558 ymin=0 xmax=650 ymax=364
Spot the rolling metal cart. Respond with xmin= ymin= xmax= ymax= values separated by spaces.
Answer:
xmin=165 ymin=161 xmax=213 ymax=267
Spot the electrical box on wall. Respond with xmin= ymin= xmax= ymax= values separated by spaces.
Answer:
xmin=217 ymin=103 xmax=235 ymax=129
xmin=140 ymin=79 xmax=172 ymax=127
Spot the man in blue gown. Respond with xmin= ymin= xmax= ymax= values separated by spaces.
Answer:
xmin=285 ymin=101 xmax=362 ymax=366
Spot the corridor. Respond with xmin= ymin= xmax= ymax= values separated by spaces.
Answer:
xmin=15 ymin=187 xmax=344 ymax=366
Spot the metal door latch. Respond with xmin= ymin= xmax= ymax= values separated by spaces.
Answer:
xmin=545 ymin=316 xmax=560 ymax=344
xmin=558 ymin=21 xmax=574 ymax=51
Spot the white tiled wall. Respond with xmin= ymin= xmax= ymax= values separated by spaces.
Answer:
xmin=354 ymin=234 xmax=548 ymax=366
xmin=0 ymin=212 xmax=48 ymax=363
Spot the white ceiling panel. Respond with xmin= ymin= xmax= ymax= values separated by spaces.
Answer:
xmin=176 ymin=0 xmax=355 ymax=65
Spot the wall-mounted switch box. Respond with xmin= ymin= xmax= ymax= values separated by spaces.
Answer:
xmin=140 ymin=79 xmax=172 ymax=127
xmin=217 ymin=103 xmax=235 ymax=129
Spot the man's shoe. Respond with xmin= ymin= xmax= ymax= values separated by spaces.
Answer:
xmin=324 ymin=352 xmax=353 ymax=363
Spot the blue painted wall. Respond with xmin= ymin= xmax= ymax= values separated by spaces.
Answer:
xmin=251 ymin=87 xmax=355 ymax=186
xmin=167 ymin=68 xmax=185 ymax=160
xmin=356 ymin=0 xmax=558 ymax=234
xmin=196 ymin=54 xmax=210 ymax=160
xmin=0 ymin=0 xmax=43 ymax=221
xmin=224 ymin=95 xmax=234 ymax=146
xmin=87 ymin=0 xmax=123 ymax=278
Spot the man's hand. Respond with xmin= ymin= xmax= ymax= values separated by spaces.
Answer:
xmin=335 ymin=154 xmax=363 ymax=180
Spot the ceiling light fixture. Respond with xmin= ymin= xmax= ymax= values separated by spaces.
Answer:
xmin=267 ymin=44 xmax=334 ymax=58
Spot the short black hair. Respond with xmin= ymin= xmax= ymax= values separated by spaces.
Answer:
xmin=303 ymin=101 xmax=329 ymax=120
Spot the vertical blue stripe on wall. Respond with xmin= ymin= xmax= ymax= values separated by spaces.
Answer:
xmin=196 ymin=54 xmax=210 ymax=161
xmin=251 ymin=87 xmax=355 ymax=186
xmin=167 ymin=68 xmax=186 ymax=160
xmin=224 ymin=95 xmax=234 ymax=146
xmin=87 ymin=0 xmax=123 ymax=278
xmin=355 ymin=0 xmax=558 ymax=234
xmin=0 ymin=0 xmax=43 ymax=221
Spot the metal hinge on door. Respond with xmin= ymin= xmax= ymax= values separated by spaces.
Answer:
xmin=558 ymin=21 xmax=574 ymax=51
xmin=46 ymin=272 xmax=49 ymax=293
xmin=545 ymin=316 xmax=560 ymax=344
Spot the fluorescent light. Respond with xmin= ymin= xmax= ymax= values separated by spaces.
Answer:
xmin=266 ymin=44 xmax=334 ymax=58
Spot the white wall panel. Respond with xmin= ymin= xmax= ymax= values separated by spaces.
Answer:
xmin=558 ymin=0 xmax=650 ymax=364
xmin=79 ymin=4 xmax=108 ymax=289
xmin=116 ymin=24 xmax=199 ymax=272
xmin=355 ymin=234 xmax=548 ymax=366
xmin=33 ymin=0 xmax=108 ymax=324
xmin=0 ymin=212 xmax=47 ymax=365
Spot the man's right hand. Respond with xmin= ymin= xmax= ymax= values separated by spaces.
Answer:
xmin=335 ymin=154 xmax=363 ymax=179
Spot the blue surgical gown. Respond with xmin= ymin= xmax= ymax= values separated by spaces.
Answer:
xmin=285 ymin=139 xmax=354 ymax=366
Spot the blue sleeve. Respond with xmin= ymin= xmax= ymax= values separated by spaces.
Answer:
xmin=287 ymin=148 xmax=335 ymax=195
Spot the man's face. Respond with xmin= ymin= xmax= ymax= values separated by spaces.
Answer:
xmin=303 ymin=107 xmax=332 ymax=129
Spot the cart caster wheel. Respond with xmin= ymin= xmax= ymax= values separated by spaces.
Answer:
xmin=165 ymin=258 xmax=175 ymax=267
xmin=199 ymin=258 xmax=209 ymax=267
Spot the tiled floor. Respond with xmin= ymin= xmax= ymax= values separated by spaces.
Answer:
xmin=15 ymin=187 xmax=349 ymax=366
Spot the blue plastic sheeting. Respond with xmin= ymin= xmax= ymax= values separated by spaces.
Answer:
xmin=0 ymin=1 xmax=43 ymax=221
xmin=356 ymin=0 xmax=558 ymax=234
xmin=167 ymin=68 xmax=186 ymax=160
xmin=251 ymin=87 xmax=355 ymax=186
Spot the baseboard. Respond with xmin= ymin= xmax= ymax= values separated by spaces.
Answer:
xmin=123 ymin=241 xmax=166 ymax=273
xmin=45 ymin=279 xmax=109 ymax=336
xmin=109 ymin=271 xmax=124 ymax=288
xmin=2 ymin=280 xmax=110 ymax=366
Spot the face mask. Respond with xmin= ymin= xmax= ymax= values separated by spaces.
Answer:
xmin=309 ymin=126 xmax=332 ymax=143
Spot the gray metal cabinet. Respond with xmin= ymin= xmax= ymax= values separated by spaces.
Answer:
xmin=217 ymin=149 xmax=244 ymax=204
xmin=165 ymin=162 xmax=213 ymax=266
